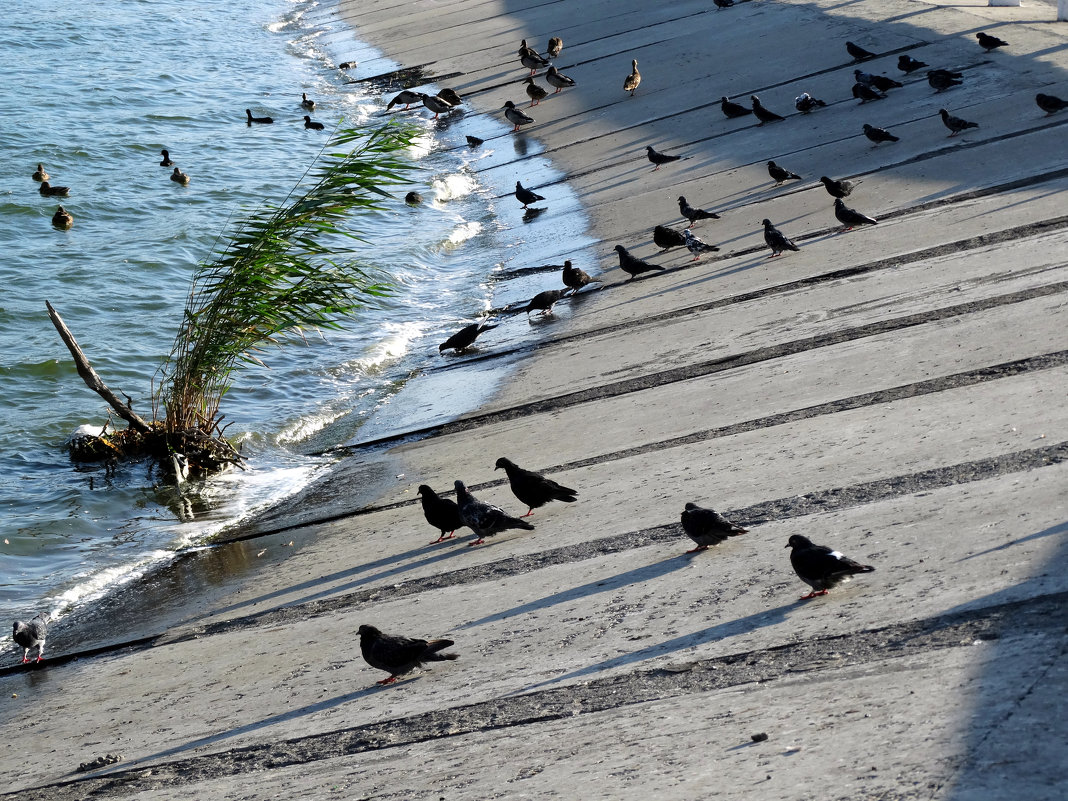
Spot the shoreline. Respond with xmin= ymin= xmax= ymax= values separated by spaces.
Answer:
xmin=4 ymin=0 xmax=1067 ymax=797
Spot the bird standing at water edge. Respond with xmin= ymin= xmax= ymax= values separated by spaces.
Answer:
xmin=357 ymin=624 xmax=458 ymax=684
xmin=562 ymin=260 xmax=595 ymax=293
xmin=502 ymin=100 xmax=535 ymax=132
xmin=495 ymin=457 xmax=578 ymax=517
xmin=13 ymin=613 xmax=49 ymax=663
xmin=515 ymin=180 xmax=544 ymax=209
xmin=419 ymin=93 xmax=453 ymax=120
xmin=387 ymin=90 xmax=421 ymax=111
xmin=437 ymin=88 xmax=463 ymax=107
xmin=438 ymin=321 xmax=499 ymax=354
xmin=786 ymin=534 xmax=874 ymax=599
xmin=624 ymin=59 xmax=641 ymax=96
xmin=520 ymin=289 xmax=568 ymax=316
xmin=681 ymin=503 xmax=747 ymax=553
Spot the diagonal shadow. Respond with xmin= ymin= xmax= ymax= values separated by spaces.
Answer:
xmin=957 ymin=519 xmax=1068 ymax=562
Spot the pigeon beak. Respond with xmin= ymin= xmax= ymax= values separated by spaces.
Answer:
xmin=784 ymin=542 xmax=791 ymax=548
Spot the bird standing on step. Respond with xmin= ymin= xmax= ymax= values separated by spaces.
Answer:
xmin=683 ymin=229 xmax=719 ymax=261
xmin=417 ymin=484 xmax=466 ymax=543
xmin=614 ymin=244 xmax=664 ymax=279
xmin=681 ymin=503 xmax=747 ymax=553
xmin=898 ymin=54 xmax=927 ymax=74
xmin=939 ymin=108 xmax=978 ymax=136
xmin=751 ymin=95 xmax=784 ymax=124
xmin=678 ymin=196 xmax=720 ymax=228
xmin=562 ymin=260 xmax=595 ymax=293
xmin=455 ymin=480 xmax=534 ymax=546
xmin=927 ymin=69 xmax=963 ymax=92
xmin=502 ymin=100 xmax=536 ymax=132
xmin=515 ymin=180 xmax=545 ymax=209
xmin=786 ymin=534 xmax=875 ymax=599
xmin=438 ymin=321 xmax=499 ymax=354
xmin=524 ymin=76 xmax=548 ymax=106
xmin=12 ymin=613 xmax=49 ymax=663
xmin=846 ymin=41 xmax=876 ymax=62
xmin=720 ymin=96 xmax=751 ymax=118
xmin=976 ymin=32 xmax=1008 ymax=52
xmin=767 ymin=161 xmax=801 ymax=184
xmin=863 ymin=123 xmax=899 ymax=145
xmin=763 ymin=218 xmax=799 ymax=256
xmin=624 ymin=59 xmax=641 ymax=96
xmin=1036 ymin=93 xmax=1068 ymax=115
xmin=495 ymin=457 xmax=578 ymax=517
xmin=646 ymin=145 xmax=682 ymax=171
xmin=834 ymin=198 xmax=877 ymax=231
xmin=654 ymin=224 xmax=687 ymax=251
xmin=820 ymin=176 xmax=860 ymax=198
xmin=357 ymin=624 xmax=458 ymax=684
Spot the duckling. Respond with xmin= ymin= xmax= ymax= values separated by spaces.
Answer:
xmin=304 ymin=115 xmax=325 ymax=130
xmin=32 ymin=163 xmax=49 ymax=182
xmin=39 ymin=181 xmax=69 ymax=197
xmin=159 ymin=149 xmax=174 ymax=167
xmin=300 ymin=92 xmax=315 ymax=110
xmin=623 ymin=59 xmax=641 ymax=96
xmin=170 ymin=167 xmax=190 ymax=185
xmin=524 ymin=76 xmax=548 ymax=107
xmin=246 ymin=108 xmax=274 ymax=124
xmin=51 ymin=205 xmax=73 ymax=230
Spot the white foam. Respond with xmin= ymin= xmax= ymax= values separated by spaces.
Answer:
xmin=446 ymin=220 xmax=482 ymax=246
xmin=433 ymin=172 xmax=477 ymax=202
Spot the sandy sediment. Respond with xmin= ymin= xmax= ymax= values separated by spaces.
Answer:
xmin=3 ymin=0 xmax=1068 ymax=798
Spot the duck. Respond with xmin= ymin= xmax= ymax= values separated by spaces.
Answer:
xmin=436 ymin=88 xmax=463 ymax=107
xmin=524 ymin=76 xmax=548 ymax=106
xmin=303 ymin=115 xmax=325 ymax=130
xmin=51 ymin=205 xmax=73 ymax=230
xmin=520 ymin=48 xmax=550 ymax=75
xmin=502 ymin=100 xmax=535 ymax=132
xmin=545 ymin=65 xmax=575 ymax=94
xmin=170 ymin=167 xmax=190 ymax=185
xmin=159 ymin=149 xmax=174 ymax=166
xmin=623 ymin=59 xmax=641 ymax=96
xmin=419 ymin=93 xmax=453 ymax=119
xmin=387 ymin=90 xmax=422 ymax=111
xmin=32 ymin=163 xmax=49 ymax=182
xmin=246 ymin=108 xmax=274 ymax=124
xmin=39 ymin=181 xmax=69 ymax=197
xmin=300 ymin=92 xmax=315 ymax=110
xmin=546 ymin=36 xmax=563 ymax=59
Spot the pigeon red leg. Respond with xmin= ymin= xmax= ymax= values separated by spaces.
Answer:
xmin=376 ymin=676 xmax=398 ymax=685
xmin=685 ymin=545 xmax=709 ymax=554
xmin=799 ymin=589 xmax=829 ymax=599
xmin=467 ymin=538 xmax=485 ymax=547
xmin=521 ymin=508 xmax=534 ymax=518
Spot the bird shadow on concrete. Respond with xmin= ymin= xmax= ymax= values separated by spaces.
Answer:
xmin=458 ymin=553 xmax=692 ymax=630
xmin=511 ymin=597 xmax=804 ymax=695
xmin=956 ymin=519 xmax=1068 ymax=562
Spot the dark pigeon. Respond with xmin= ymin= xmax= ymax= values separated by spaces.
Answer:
xmin=720 ymin=96 xmax=752 ymax=119
xmin=439 ymin=321 xmax=498 ymax=354
xmin=852 ymin=82 xmax=886 ymax=103
xmin=794 ymin=92 xmax=827 ymax=113
xmin=855 ymin=70 xmax=902 ymax=92
xmin=12 ymin=613 xmax=49 ymax=663
xmin=898 ymin=55 xmax=928 ymax=74
xmin=846 ymin=41 xmax=876 ymax=62
xmin=515 ymin=180 xmax=545 ymax=209
xmin=863 ymin=123 xmax=899 ymax=145
xmin=562 ymin=260 xmax=595 ymax=293
xmin=646 ymin=145 xmax=683 ymax=171
xmin=454 ymin=479 xmax=534 ymax=546
xmin=678 ymin=196 xmax=720 ymax=228
xmin=418 ymin=484 xmax=465 ymax=543
xmin=614 ymin=244 xmax=665 ymax=280
xmin=520 ymin=288 xmax=568 ymax=315
xmin=1036 ymin=93 xmax=1068 ymax=115
xmin=494 ymin=457 xmax=578 ymax=517
xmin=977 ymin=32 xmax=1008 ymax=52
xmin=714 ymin=0 xmax=734 ymax=8
xmin=834 ymin=198 xmax=877 ymax=230
xmin=768 ymin=161 xmax=801 ymax=184
xmin=681 ymin=503 xmax=747 ymax=553
xmin=928 ymin=69 xmax=963 ymax=92
xmin=939 ymin=108 xmax=978 ymax=136
xmin=763 ymin=218 xmax=799 ymax=256
xmin=357 ymin=624 xmax=458 ymax=684
xmin=820 ymin=176 xmax=860 ymax=199
xmin=466 ymin=135 xmax=484 ymax=148
xmin=683 ymin=229 xmax=719 ymax=261
xmin=786 ymin=534 xmax=874 ymax=599
xmin=751 ymin=95 xmax=784 ymax=124
xmin=654 ymin=224 xmax=688 ymax=251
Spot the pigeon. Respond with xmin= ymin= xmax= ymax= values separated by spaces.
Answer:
xmin=855 ymin=70 xmax=902 ymax=92
xmin=303 ymin=115 xmax=325 ymax=130
xmin=417 ymin=484 xmax=465 ymax=543
xmin=466 ymin=135 xmax=485 ymax=148
xmin=387 ymin=90 xmax=421 ymax=111
xmin=547 ymin=36 xmax=563 ymax=59
xmin=794 ymin=92 xmax=827 ymax=113
xmin=170 ymin=167 xmax=190 ymax=185
xmin=32 ymin=163 xmax=49 ymax=182
xmin=515 ymin=180 xmax=545 ymax=209
xmin=439 ymin=321 xmax=498 ymax=354
xmin=419 ymin=93 xmax=453 ymax=119
xmin=751 ymin=95 xmax=784 ymax=124
xmin=977 ymin=32 xmax=1008 ymax=52
xmin=768 ymin=161 xmax=801 ymax=184
xmin=939 ymin=108 xmax=978 ymax=136
xmin=846 ymin=41 xmax=877 ymax=62
xmin=653 ymin=224 xmax=687 ymax=251
xmin=863 ymin=123 xmax=899 ymax=145
xmin=562 ymin=260 xmax=595 ymax=293
xmin=38 ymin=181 xmax=69 ymax=197
xmin=834 ymin=198 xmax=877 ymax=230
xmin=437 ymin=88 xmax=463 ymax=107
xmin=357 ymin=624 xmax=458 ymax=684
xmin=852 ymin=82 xmax=886 ymax=103
xmin=683 ymin=229 xmax=719 ymax=261
xmin=338 ymin=61 xmax=356 ymax=69
xmin=51 ymin=205 xmax=73 ymax=230
xmin=646 ymin=145 xmax=682 ymax=171
xmin=300 ymin=92 xmax=315 ymax=110
xmin=763 ymin=218 xmax=799 ymax=256
xmin=1036 ymin=93 xmax=1068 ymax=115
xmin=624 ymin=59 xmax=641 ymax=96
xmin=524 ymin=76 xmax=548 ymax=107
xmin=786 ymin=534 xmax=874 ymax=599
xmin=495 ymin=457 xmax=578 ymax=517
xmin=12 ymin=613 xmax=49 ymax=663
xmin=502 ymin=100 xmax=535 ymax=132
xmin=680 ymin=503 xmax=747 ymax=553
xmin=245 ymin=108 xmax=274 ymax=124
xmin=928 ymin=69 xmax=963 ymax=92
xmin=678 ymin=196 xmax=720 ymax=228
xmin=454 ymin=480 xmax=534 ymax=546
xmin=714 ymin=0 xmax=734 ymax=8
xmin=159 ymin=150 xmax=174 ymax=167
xmin=898 ymin=54 xmax=928 ymax=74
xmin=720 ymin=96 xmax=752 ymax=118
xmin=819 ymin=176 xmax=860 ymax=198
xmin=520 ymin=48 xmax=551 ymax=75
xmin=545 ymin=65 xmax=576 ymax=93
xmin=614 ymin=244 xmax=665 ymax=279
xmin=520 ymin=289 xmax=568 ymax=315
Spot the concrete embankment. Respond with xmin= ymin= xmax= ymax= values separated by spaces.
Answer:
xmin=3 ymin=0 xmax=1066 ymax=798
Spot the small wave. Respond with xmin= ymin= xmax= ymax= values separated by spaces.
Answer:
xmin=433 ymin=172 xmax=477 ymax=202
xmin=446 ymin=221 xmax=482 ymax=245
xmin=50 ymin=550 xmax=172 ymax=619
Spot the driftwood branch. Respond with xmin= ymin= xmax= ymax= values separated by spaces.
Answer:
xmin=46 ymin=300 xmax=152 ymax=433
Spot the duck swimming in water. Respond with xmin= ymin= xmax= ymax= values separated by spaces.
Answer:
xmin=32 ymin=163 xmax=49 ymax=182
xmin=170 ymin=167 xmax=190 ymax=185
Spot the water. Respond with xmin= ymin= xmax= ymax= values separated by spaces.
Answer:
xmin=0 ymin=0 xmax=594 ymax=632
